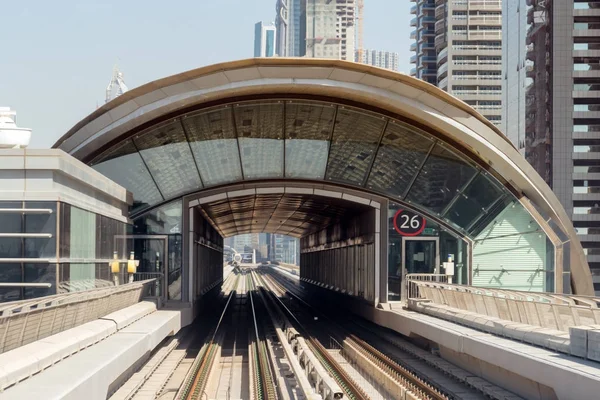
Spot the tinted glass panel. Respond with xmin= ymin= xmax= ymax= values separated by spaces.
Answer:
xmin=367 ymin=120 xmax=434 ymax=197
xmin=24 ymin=264 xmax=56 ymax=298
xmin=0 ymin=264 xmax=22 ymax=302
xmin=133 ymin=200 xmax=182 ymax=235
xmin=234 ymin=102 xmax=284 ymax=140
xmin=445 ymin=173 xmax=504 ymax=229
xmin=285 ymin=140 xmax=329 ymax=179
xmin=92 ymin=140 xmax=163 ymax=212
xmin=326 ymin=107 xmax=386 ymax=185
xmin=406 ymin=144 xmax=477 ymax=214
xmin=234 ymin=103 xmax=284 ymax=179
xmin=183 ymin=106 xmax=244 ymax=187
xmin=134 ymin=120 xmax=202 ymax=197
xmin=239 ymin=138 xmax=283 ymax=179
xmin=284 ymin=103 xmax=334 ymax=179
xmin=0 ymin=201 xmax=22 ymax=234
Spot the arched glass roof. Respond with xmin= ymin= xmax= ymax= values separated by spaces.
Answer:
xmin=90 ymin=99 xmax=513 ymax=239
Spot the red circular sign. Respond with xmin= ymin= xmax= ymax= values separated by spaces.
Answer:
xmin=393 ymin=209 xmax=426 ymax=236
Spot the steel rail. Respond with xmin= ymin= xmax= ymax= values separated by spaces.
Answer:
xmin=264 ymin=268 xmax=450 ymax=400
xmin=176 ymin=273 xmax=240 ymax=400
xmin=247 ymin=273 xmax=278 ymax=400
xmin=256 ymin=270 xmax=368 ymax=400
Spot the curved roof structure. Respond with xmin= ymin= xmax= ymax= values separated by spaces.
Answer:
xmin=54 ymin=58 xmax=593 ymax=295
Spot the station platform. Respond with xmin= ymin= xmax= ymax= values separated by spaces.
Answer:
xmin=0 ymin=302 xmax=188 ymax=400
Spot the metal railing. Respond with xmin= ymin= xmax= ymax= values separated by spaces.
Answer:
xmin=0 ymin=279 xmax=157 ymax=353
xmin=403 ymin=274 xmax=452 ymax=302
xmin=405 ymin=279 xmax=600 ymax=332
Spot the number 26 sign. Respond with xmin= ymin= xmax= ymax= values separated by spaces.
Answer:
xmin=393 ymin=209 xmax=426 ymax=236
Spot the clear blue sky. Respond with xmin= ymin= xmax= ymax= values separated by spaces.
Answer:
xmin=0 ymin=0 xmax=412 ymax=148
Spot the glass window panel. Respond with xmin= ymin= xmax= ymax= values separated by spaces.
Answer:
xmin=25 ymin=202 xmax=57 ymax=234
xmin=444 ymin=173 xmax=505 ymax=229
xmin=134 ymin=120 xmax=203 ymax=197
xmin=60 ymin=203 xmax=71 ymax=258
xmin=92 ymin=140 xmax=163 ymax=213
xmin=0 ymin=264 xmax=22 ymax=302
xmin=367 ymin=120 xmax=434 ymax=197
xmin=285 ymin=102 xmax=335 ymax=140
xmin=133 ymin=200 xmax=182 ymax=235
xmin=0 ymin=201 xmax=22 ymax=234
xmin=70 ymin=206 xmax=96 ymax=259
xmin=285 ymin=140 xmax=329 ymax=179
xmin=24 ymin=264 xmax=56 ymax=299
xmin=190 ymin=140 xmax=243 ymax=186
xmin=183 ymin=107 xmax=243 ymax=187
xmin=284 ymin=102 xmax=334 ymax=179
xmin=238 ymin=138 xmax=284 ymax=179
xmin=471 ymin=202 xmax=554 ymax=292
xmin=234 ymin=103 xmax=284 ymax=179
xmin=0 ymin=238 xmax=21 ymax=258
xmin=406 ymin=144 xmax=477 ymax=214
xmin=326 ymin=107 xmax=386 ymax=185
xmin=233 ymin=102 xmax=284 ymax=140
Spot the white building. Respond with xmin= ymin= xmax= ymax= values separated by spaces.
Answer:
xmin=276 ymin=0 xmax=355 ymax=61
xmin=0 ymin=108 xmax=31 ymax=149
xmin=356 ymin=49 xmax=399 ymax=71
xmin=411 ymin=0 xmax=503 ymax=127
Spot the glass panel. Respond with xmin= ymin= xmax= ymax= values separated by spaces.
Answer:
xmin=285 ymin=140 xmax=329 ymax=179
xmin=405 ymin=240 xmax=437 ymax=274
xmin=134 ymin=200 xmax=182 ymax=235
xmin=167 ymin=234 xmax=182 ymax=300
xmin=0 ymin=201 xmax=22 ymax=233
xmin=367 ymin=120 xmax=434 ymax=197
xmin=472 ymin=201 xmax=554 ymax=292
xmin=92 ymin=140 xmax=163 ymax=212
xmin=406 ymin=144 xmax=477 ymax=214
xmin=24 ymin=264 xmax=56 ymax=299
xmin=132 ymin=238 xmax=166 ymax=298
xmin=134 ymin=120 xmax=202 ymax=197
xmin=234 ymin=103 xmax=284 ymax=179
xmin=326 ymin=107 xmax=386 ymax=185
xmin=24 ymin=201 xmax=57 ymax=258
xmin=183 ymin=106 xmax=243 ymax=187
xmin=0 ymin=238 xmax=21 ymax=258
xmin=0 ymin=264 xmax=22 ymax=302
xmin=284 ymin=102 xmax=334 ymax=179
xmin=444 ymin=173 xmax=505 ymax=229
xmin=238 ymin=138 xmax=283 ymax=179
xmin=183 ymin=106 xmax=244 ymax=187
xmin=234 ymin=102 xmax=284 ymax=140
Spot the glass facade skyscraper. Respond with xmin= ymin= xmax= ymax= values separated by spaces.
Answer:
xmin=254 ymin=22 xmax=277 ymax=57
xmin=502 ymin=0 xmax=600 ymax=293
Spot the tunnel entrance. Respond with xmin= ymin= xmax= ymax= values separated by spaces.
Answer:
xmin=186 ymin=185 xmax=384 ymax=306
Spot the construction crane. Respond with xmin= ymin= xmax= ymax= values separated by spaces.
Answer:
xmin=356 ymin=0 xmax=364 ymax=62
xmin=105 ymin=65 xmax=128 ymax=104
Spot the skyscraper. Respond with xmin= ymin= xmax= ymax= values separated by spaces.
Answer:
xmin=409 ymin=0 xmax=436 ymax=84
xmin=410 ymin=0 xmax=503 ymax=128
xmin=254 ymin=22 xmax=277 ymax=57
xmin=276 ymin=0 xmax=305 ymax=57
xmin=356 ymin=49 xmax=400 ymax=71
xmin=503 ymin=0 xmax=600 ymax=293
xmin=276 ymin=0 xmax=356 ymax=61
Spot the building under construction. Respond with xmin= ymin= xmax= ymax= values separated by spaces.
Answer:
xmin=276 ymin=0 xmax=358 ymax=61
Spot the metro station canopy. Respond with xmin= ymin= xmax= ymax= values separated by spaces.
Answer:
xmin=54 ymin=58 xmax=593 ymax=294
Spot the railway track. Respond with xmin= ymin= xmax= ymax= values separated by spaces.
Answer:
xmin=260 ymin=269 xmax=450 ymax=400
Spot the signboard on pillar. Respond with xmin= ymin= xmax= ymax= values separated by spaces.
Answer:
xmin=392 ymin=209 xmax=426 ymax=236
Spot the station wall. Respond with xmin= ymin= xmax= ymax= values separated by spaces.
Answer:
xmin=300 ymin=209 xmax=377 ymax=303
